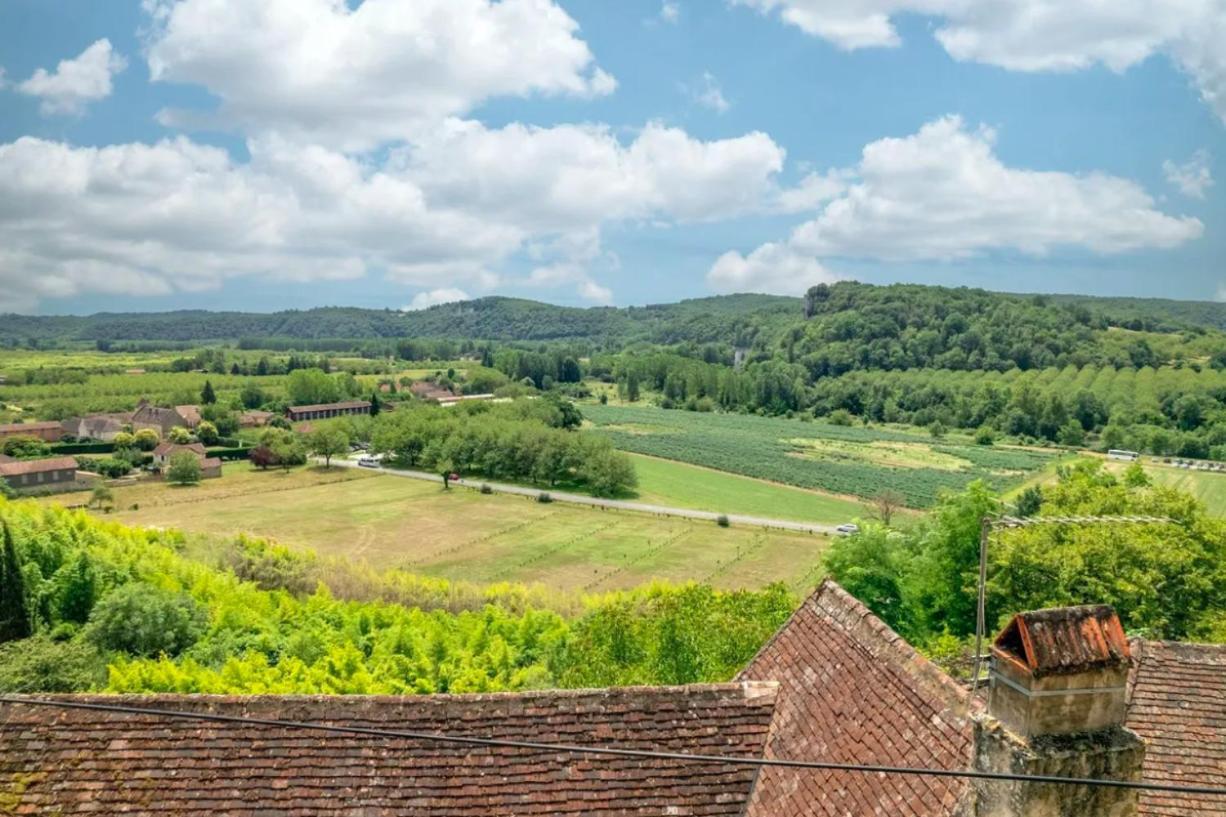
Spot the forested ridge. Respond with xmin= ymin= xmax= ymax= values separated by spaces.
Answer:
xmin=6 ymin=283 xmax=1226 ymax=350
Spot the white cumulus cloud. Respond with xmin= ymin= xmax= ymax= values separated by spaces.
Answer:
xmin=0 ymin=116 xmax=786 ymax=308
xmin=1163 ymin=150 xmax=1214 ymax=198
xmin=143 ymin=0 xmax=615 ymax=149
xmin=708 ymin=242 xmax=841 ymax=294
xmin=15 ymin=39 xmax=126 ymax=115
xmin=711 ymin=115 xmax=1202 ymax=293
xmin=735 ymin=0 xmax=1226 ymax=124
xmin=404 ymin=288 xmax=472 ymax=310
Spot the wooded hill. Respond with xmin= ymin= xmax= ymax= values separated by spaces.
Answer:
xmin=7 ymin=283 xmax=1226 ymax=351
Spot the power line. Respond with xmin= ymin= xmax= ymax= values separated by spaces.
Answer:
xmin=2 ymin=695 xmax=1225 ymax=798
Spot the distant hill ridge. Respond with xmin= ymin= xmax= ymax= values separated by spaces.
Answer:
xmin=3 ymin=284 xmax=1225 ymax=344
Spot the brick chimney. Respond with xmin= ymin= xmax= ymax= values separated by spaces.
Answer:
xmin=963 ymin=605 xmax=1146 ymax=817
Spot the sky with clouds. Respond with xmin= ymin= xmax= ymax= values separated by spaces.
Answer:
xmin=0 ymin=0 xmax=1223 ymax=314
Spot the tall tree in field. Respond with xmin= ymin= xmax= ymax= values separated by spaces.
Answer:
xmin=370 ymin=392 xmax=382 ymax=416
xmin=0 ymin=522 xmax=30 ymax=643
xmin=201 ymin=380 xmax=217 ymax=405
xmin=308 ymin=426 xmax=349 ymax=468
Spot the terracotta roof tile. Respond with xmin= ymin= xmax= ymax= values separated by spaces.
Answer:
xmin=0 ymin=684 xmax=778 ymax=816
xmin=1127 ymin=639 xmax=1226 ymax=817
xmin=737 ymin=579 xmax=972 ymax=817
xmin=0 ymin=456 xmax=79 ymax=477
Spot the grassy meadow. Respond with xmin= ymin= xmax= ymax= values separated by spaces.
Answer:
xmin=52 ymin=462 xmax=830 ymax=593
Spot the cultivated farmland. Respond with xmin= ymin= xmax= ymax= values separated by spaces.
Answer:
xmin=584 ymin=405 xmax=1056 ymax=508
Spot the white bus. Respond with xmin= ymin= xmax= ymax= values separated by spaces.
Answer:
xmin=1107 ymin=449 xmax=1140 ymax=462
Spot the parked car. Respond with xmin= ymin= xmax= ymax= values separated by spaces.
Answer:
xmin=835 ymin=523 xmax=859 ymax=535
xmin=449 ymin=472 xmax=460 ymax=481
xmin=357 ymin=456 xmax=381 ymax=468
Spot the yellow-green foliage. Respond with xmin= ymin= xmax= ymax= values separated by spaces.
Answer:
xmin=0 ymin=498 xmax=795 ymax=695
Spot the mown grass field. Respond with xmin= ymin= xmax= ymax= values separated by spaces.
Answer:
xmin=51 ymin=462 xmax=830 ymax=592
xmin=1100 ymin=460 xmax=1226 ymax=517
xmin=584 ymin=404 xmax=1056 ymax=508
xmin=628 ymin=453 xmax=869 ymax=524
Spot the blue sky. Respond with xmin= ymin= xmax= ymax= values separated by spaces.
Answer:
xmin=0 ymin=0 xmax=1222 ymax=314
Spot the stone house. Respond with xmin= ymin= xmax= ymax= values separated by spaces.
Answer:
xmin=0 ymin=455 xmax=79 ymax=490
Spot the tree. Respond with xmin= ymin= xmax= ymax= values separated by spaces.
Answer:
xmin=927 ymin=420 xmax=947 ymax=439
xmin=370 ymin=391 xmax=382 ymax=417
xmin=112 ymin=431 xmax=136 ymax=450
xmin=200 ymin=380 xmax=217 ymax=405
xmin=1 ymin=436 xmax=50 ymax=459
xmin=0 ymin=478 xmax=13 ymax=500
xmin=250 ymin=445 xmax=276 ymax=470
xmin=195 ymin=420 xmax=220 ymax=446
xmin=88 ymin=484 xmax=115 ymax=511
xmin=973 ymin=426 xmax=995 ymax=446
xmin=0 ymin=522 xmax=31 ymax=643
xmin=0 ymin=636 xmax=107 ymax=693
xmin=286 ymin=368 xmax=341 ymax=405
xmin=168 ymin=426 xmax=192 ymax=444
xmin=86 ymin=583 xmax=206 ymax=657
xmin=133 ymin=428 xmax=160 ymax=451
xmin=1013 ymin=486 xmax=1043 ymax=517
xmin=166 ymin=452 xmax=202 ymax=485
xmin=870 ymin=490 xmax=905 ymax=526
xmin=240 ymin=382 xmax=267 ymax=409
xmin=308 ymin=426 xmax=349 ymax=468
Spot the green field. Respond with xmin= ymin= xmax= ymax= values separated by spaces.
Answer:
xmin=628 ymin=453 xmax=869 ymax=524
xmin=1104 ymin=461 xmax=1226 ymax=517
xmin=585 ymin=404 xmax=1056 ymax=508
xmin=54 ymin=463 xmax=829 ymax=593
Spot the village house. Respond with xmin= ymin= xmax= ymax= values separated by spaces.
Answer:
xmin=1 ymin=579 xmax=1221 ymax=815
xmin=238 ymin=410 xmax=274 ymax=428
xmin=0 ymin=455 xmax=79 ymax=491
xmin=61 ymin=414 xmax=129 ymax=442
xmin=0 ymin=420 xmax=65 ymax=443
xmin=285 ymin=399 xmax=371 ymax=422
xmin=151 ymin=441 xmax=221 ymax=478
xmin=175 ymin=405 xmax=203 ymax=429
xmin=131 ymin=400 xmax=196 ymax=437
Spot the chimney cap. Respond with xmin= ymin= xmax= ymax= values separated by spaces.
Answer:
xmin=993 ymin=604 xmax=1130 ymax=679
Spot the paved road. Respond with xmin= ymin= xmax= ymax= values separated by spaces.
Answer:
xmin=325 ymin=458 xmax=840 ymax=535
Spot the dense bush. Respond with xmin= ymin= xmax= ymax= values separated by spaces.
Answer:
xmin=86 ymin=584 xmax=208 ymax=657
xmin=824 ymin=462 xmax=1226 ymax=646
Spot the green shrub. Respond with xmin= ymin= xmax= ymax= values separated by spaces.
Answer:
xmin=0 ymin=635 xmax=107 ymax=692
xmin=480 ymin=483 xmax=493 ymax=495
xmin=86 ymin=584 xmax=207 ymax=657
xmin=538 ymin=492 xmax=552 ymax=503
xmin=716 ymin=514 xmax=730 ymax=528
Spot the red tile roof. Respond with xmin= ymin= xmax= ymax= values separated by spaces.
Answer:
xmin=1127 ymin=640 xmax=1226 ymax=817
xmin=153 ymin=442 xmax=207 ymax=457
xmin=737 ymin=578 xmax=973 ymax=817
xmin=994 ymin=605 xmax=1130 ymax=678
xmin=0 ymin=421 xmax=64 ymax=434
xmin=0 ymin=456 xmax=79 ymax=478
xmin=0 ymin=684 xmax=778 ymax=816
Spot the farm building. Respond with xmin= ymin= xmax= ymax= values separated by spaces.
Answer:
xmin=0 ymin=420 xmax=65 ymax=442
xmin=131 ymin=400 xmax=196 ymax=436
xmin=239 ymin=410 xmax=274 ymax=428
xmin=0 ymin=455 xmax=79 ymax=490
xmin=409 ymin=381 xmax=456 ymax=401
xmin=1 ymin=579 xmax=1221 ymax=816
xmin=175 ymin=405 xmax=203 ymax=429
xmin=286 ymin=400 xmax=372 ymax=422
xmin=151 ymin=442 xmax=222 ymax=478
xmin=61 ymin=414 xmax=128 ymax=442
